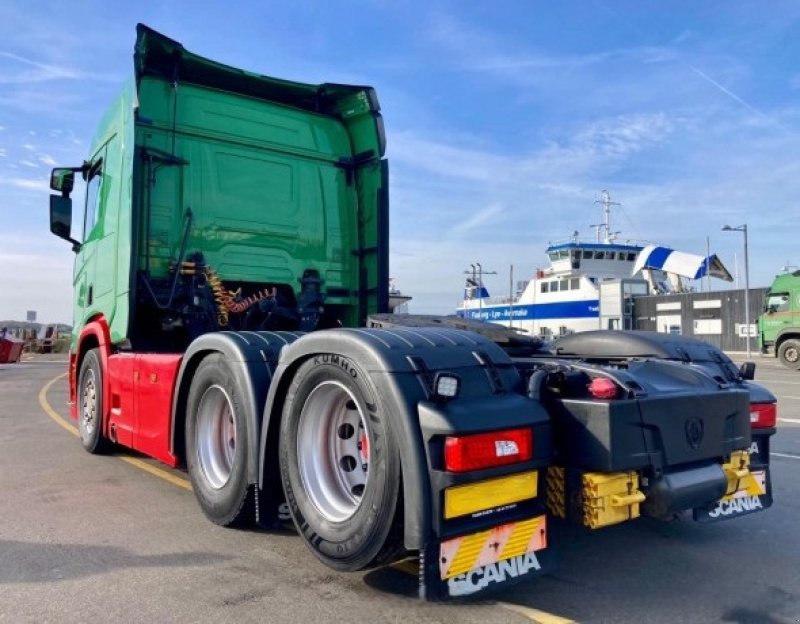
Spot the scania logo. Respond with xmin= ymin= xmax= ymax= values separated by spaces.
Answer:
xmin=685 ymin=417 xmax=704 ymax=449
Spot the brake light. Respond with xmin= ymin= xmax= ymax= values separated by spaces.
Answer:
xmin=750 ymin=402 xmax=777 ymax=429
xmin=444 ymin=428 xmax=533 ymax=472
xmin=588 ymin=377 xmax=618 ymax=399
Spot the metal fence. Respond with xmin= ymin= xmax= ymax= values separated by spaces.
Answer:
xmin=633 ymin=288 xmax=767 ymax=352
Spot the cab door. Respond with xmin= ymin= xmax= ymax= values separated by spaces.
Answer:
xmin=73 ymin=151 xmax=105 ymax=327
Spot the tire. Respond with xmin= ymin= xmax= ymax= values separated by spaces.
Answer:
xmin=777 ymin=339 xmax=800 ymax=370
xmin=77 ymin=348 xmax=111 ymax=454
xmin=279 ymin=355 xmax=403 ymax=571
xmin=185 ymin=353 xmax=254 ymax=527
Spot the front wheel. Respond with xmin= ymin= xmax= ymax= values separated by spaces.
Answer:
xmin=185 ymin=353 xmax=253 ymax=526
xmin=279 ymin=355 xmax=403 ymax=571
xmin=77 ymin=348 xmax=111 ymax=454
xmin=777 ymin=339 xmax=800 ymax=370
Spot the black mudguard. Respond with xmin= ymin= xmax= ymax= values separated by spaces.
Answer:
xmin=258 ymin=326 xmax=552 ymax=559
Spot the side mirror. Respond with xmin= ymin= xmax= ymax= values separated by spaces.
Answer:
xmin=739 ymin=361 xmax=756 ymax=381
xmin=49 ymin=195 xmax=81 ymax=252
xmin=50 ymin=168 xmax=76 ymax=196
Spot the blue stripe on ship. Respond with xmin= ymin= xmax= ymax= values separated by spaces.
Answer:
xmin=456 ymin=300 xmax=600 ymax=322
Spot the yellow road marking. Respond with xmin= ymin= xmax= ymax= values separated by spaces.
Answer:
xmin=117 ymin=456 xmax=192 ymax=490
xmin=38 ymin=373 xmax=77 ymax=437
xmin=39 ymin=373 xmax=192 ymax=490
xmin=499 ymin=602 xmax=577 ymax=624
xmin=389 ymin=558 xmax=419 ymax=577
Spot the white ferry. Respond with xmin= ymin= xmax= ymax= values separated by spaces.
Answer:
xmin=456 ymin=191 xmax=732 ymax=339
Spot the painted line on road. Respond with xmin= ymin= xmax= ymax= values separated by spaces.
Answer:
xmin=778 ymin=417 xmax=800 ymax=424
xmin=498 ymin=602 xmax=576 ymax=624
xmin=388 ymin=556 xmax=576 ymax=622
xmin=779 ymin=396 xmax=800 ymax=401
xmin=772 ymin=452 xmax=800 ymax=461
xmin=38 ymin=373 xmax=78 ymax=437
xmin=39 ymin=373 xmax=192 ymax=491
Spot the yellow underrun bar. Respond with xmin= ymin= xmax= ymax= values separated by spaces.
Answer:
xmin=444 ymin=471 xmax=537 ymax=519
xmin=440 ymin=515 xmax=547 ymax=579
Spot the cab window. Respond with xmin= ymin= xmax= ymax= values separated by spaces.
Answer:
xmin=83 ymin=159 xmax=103 ymax=241
xmin=766 ymin=292 xmax=790 ymax=312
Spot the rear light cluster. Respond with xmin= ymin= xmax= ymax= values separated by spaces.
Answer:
xmin=444 ymin=427 xmax=532 ymax=472
xmin=750 ymin=402 xmax=777 ymax=429
xmin=587 ymin=377 xmax=618 ymax=399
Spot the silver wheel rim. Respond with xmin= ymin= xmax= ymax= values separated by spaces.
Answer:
xmin=80 ymin=368 xmax=98 ymax=442
xmin=297 ymin=380 xmax=370 ymax=523
xmin=785 ymin=346 xmax=799 ymax=363
xmin=195 ymin=385 xmax=237 ymax=489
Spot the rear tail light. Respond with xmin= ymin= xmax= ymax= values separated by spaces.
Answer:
xmin=444 ymin=427 xmax=533 ymax=472
xmin=750 ymin=402 xmax=777 ymax=429
xmin=588 ymin=377 xmax=618 ymax=399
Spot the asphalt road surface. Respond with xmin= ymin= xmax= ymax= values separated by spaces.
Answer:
xmin=1 ymin=354 xmax=798 ymax=623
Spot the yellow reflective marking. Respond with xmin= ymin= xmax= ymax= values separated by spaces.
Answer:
xmin=39 ymin=372 xmax=192 ymax=491
xmin=499 ymin=516 xmax=545 ymax=561
xmin=441 ymin=515 xmax=546 ymax=580
xmin=446 ymin=527 xmax=493 ymax=579
xmin=444 ymin=470 xmax=537 ymax=519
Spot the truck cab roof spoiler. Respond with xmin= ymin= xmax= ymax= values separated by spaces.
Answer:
xmin=134 ymin=23 xmax=380 ymax=118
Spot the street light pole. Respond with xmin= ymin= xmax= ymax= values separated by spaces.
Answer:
xmin=722 ymin=224 xmax=750 ymax=358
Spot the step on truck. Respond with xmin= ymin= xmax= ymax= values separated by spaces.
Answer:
xmin=48 ymin=25 xmax=774 ymax=600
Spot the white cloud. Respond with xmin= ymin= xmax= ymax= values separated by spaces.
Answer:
xmin=20 ymin=159 xmax=38 ymax=168
xmin=9 ymin=177 xmax=48 ymax=191
xmin=0 ymin=50 xmax=79 ymax=84
xmin=37 ymin=153 xmax=57 ymax=166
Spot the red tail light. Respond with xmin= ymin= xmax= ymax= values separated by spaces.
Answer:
xmin=750 ymin=402 xmax=777 ymax=429
xmin=588 ymin=377 xmax=618 ymax=399
xmin=444 ymin=428 xmax=533 ymax=472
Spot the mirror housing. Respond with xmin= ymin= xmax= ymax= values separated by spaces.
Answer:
xmin=739 ymin=361 xmax=756 ymax=381
xmin=50 ymin=168 xmax=76 ymax=196
xmin=49 ymin=195 xmax=81 ymax=252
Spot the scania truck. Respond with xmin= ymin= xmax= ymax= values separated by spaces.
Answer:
xmin=48 ymin=25 xmax=775 ymax=599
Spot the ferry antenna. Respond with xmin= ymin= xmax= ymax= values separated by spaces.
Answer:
xmin=594 ymin=189 xmax=621 ymax=243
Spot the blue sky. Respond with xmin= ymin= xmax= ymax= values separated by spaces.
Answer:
xmin=1 ymin=2 xmax=799 ymax=323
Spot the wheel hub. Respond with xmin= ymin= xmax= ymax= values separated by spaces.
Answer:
xmin=81 ymin=369 xmax=97 ymax=439
xmin=195 ymin=385 xmax=237 ymax=490
xmin=297 ymin=381 xmax=370 ymax=523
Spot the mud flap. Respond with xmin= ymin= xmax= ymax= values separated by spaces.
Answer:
xmin=419 ymin=515 xmax=555 ymax=600
xmin=693 ymin=467 xmax=772 ymax=522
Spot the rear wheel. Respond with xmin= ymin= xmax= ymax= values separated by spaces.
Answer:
xmin=777 ymin=339 xmax=800 ymax=369
xmin=279 ymin=356 xmax=402 ymax=571
xmin=185 ymin=354 xmax=253 ymax=526
xmin=77 ymin=348 xmax=111 ymax=454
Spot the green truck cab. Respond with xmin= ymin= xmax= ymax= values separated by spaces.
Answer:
xmin=758 ymin=270 xmax=800 ymax=368
xmin=49 ymin=26 xmax=388 ymax=351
